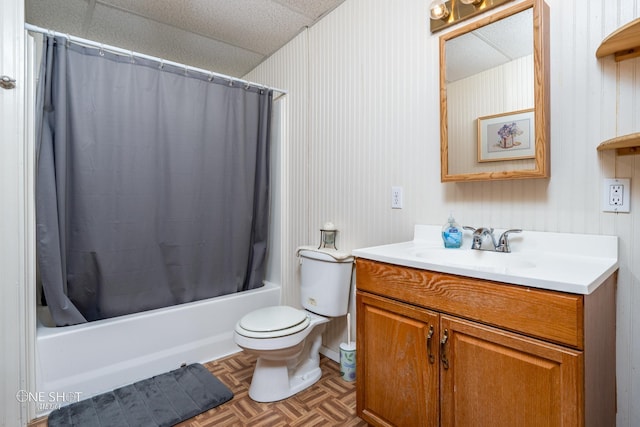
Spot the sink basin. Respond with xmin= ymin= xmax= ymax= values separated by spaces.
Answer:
xmin=412 ymin=248 xmax=536 ymax=271
xmin=352 ymin=225 xmax=619 ymax=295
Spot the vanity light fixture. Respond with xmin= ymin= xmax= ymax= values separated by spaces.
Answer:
xmin=430 ymin=0 xmax=514 ymax=33
xmin=429 ymin=0 xmax=450 ymax=20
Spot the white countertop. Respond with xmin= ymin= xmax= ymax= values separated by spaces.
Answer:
xmin=352 ymin=225 xmax=619 ymax=295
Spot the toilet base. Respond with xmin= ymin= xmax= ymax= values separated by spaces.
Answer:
xmin=247 ymin=323 xmax=327 ymax=402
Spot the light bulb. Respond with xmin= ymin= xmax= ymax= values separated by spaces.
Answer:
xmin=430 ymin=0 xmax=450 ymax=20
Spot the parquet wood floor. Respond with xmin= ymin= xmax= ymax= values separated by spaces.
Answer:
xmin=29 ymin=351 xmax=366 ymax=427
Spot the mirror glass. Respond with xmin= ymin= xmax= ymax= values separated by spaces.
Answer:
xmin=440 ymin=0 xmax=549 ymax=182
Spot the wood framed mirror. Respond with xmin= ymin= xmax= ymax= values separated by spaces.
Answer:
xmin=440 ymin=0 xmax=549 ymax=182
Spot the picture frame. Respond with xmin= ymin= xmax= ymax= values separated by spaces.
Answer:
xmin=477 ymin=109 xmax=535 ymax=162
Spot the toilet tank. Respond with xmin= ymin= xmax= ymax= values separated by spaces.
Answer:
xmin=299 ymin=249 xmax=354 ymax=317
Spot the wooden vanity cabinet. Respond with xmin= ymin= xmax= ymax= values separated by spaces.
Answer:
xmin=439 ymin=315 xmax=582 ymax=426
xmin=358 ymin=292 xmax=440 ymax=427
xmin=355 ymin=259 xmax=616 ymax=427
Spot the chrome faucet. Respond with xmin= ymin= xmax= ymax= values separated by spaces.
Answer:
xmin=464 ymin=227 xmax=497 ymax=250
xmin=463 ymin=226 xmax=522 ymax=253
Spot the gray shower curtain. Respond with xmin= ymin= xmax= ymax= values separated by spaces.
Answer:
xmin=36 ymin=35 xmax=272 ymax=326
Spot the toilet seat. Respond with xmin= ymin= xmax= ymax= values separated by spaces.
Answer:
xmin=236 ymin=306 xmax=310 ymax=339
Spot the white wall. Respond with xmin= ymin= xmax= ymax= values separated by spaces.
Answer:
xmin=245 ymin=0 xmax=640 ymax=424
xmin=1 ymin=0 xmax=34 ymax=425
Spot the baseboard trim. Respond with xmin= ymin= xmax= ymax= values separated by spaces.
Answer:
xmin=320 ymin=346 xmax=340 ymax=363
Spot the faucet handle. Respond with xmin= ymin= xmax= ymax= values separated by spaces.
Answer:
xmin=500 ymin=229 xmax=522 ymax=238
xmin=497 ymin=229 xmax=522 ymax=253
xmin=462 ymin=226 xmax=476 ymax=232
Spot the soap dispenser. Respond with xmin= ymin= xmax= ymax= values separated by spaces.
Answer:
xmin=442 ymin=213 xmax=463 ymax=248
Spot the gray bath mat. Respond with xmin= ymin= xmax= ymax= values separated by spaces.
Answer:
xmin=47 ymin=363 xmax=233 ymax=427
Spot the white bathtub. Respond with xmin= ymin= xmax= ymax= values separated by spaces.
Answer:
xmin=35 ymin=282 xmax=280 ymax=415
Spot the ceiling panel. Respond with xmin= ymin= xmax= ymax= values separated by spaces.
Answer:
xmin=474 ymin=8 xmax=533 ymax=60
xmin=445 ymin=7 xmax=533 ymax=83
xmin=25 ymin=0 xmax=346 ymax=77
xmin=446 ymin=34 xmax=510 ymax=82
xmin=86 ymin=3 xmax=264 ymax=76
xmin=274 ymin=0 xmax=348 ymax=20
xmin=25 ymin=0 xmax=90 ymax=36
xmin=100 ymin=0 xmax=312 ymax=55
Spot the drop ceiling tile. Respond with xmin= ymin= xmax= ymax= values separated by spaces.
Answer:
xmin=99 ymin=0 xmax=311 ymax=55
xmin=24 ymin=0 xmax=346 ymax=77
xmin=274 ymin=0 xmax=345 ymax=20
xmin=87 ymin=3 xmax=263 ymax=76
xmin=26 ymin=0 xmax=89 ymax=36
xmin=446 ymin=33 xmax=510 ymax=82
xmin=474 ymin=8 xmax=533 ymax=59
xmin=445 ymin=7 xmax=533 ymax=82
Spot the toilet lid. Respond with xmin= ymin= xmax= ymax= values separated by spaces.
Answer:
xmin=238 ymin=306 xmax=310 ymax=338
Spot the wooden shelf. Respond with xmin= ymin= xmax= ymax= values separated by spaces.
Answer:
xmin=596 ymin=18 xmax=640 ymax=62
xmin=597 ymin=132 xmax=640 ymax=155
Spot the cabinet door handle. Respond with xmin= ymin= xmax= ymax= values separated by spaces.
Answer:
xmin=440 ymin=329 xmax=449 ymax=370
xmin=426 ymin=325 xmax=435 ymax=364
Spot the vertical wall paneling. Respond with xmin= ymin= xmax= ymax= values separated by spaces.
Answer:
xmin=245 ymin=31 xmax=310 ymax=310
xmin=246 ymin=0 xmax=640 ymax=422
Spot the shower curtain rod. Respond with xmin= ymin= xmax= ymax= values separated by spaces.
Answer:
xmin=24 ymin=23 xmax=288 ymax=97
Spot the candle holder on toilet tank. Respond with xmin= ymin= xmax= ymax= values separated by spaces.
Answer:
xmin=318 ymin=222 xmax=338 ymax=250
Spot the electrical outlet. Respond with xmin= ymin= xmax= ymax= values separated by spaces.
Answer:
xmin=602 ymin=178 xmax=631 ymax=213
xmin=609 ymin=185 xmax=624 ymax=206
xmin=391 ymin=186 xmax=403 ymax=209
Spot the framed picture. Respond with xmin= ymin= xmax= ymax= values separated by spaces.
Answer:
xmin=477 ymin=109 xmax=535 ymax=162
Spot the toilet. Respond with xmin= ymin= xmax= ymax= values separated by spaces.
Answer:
xmin=233 ymin=248 xmax=354 ymax=402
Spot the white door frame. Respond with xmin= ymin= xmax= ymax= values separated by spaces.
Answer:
xmin=1 ymin=0 xmax=36 ymax=425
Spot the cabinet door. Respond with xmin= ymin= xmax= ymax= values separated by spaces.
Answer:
xmin=440 ymin=315 xmax=583 ymax=427
xmin=356 ymin=292 xmax=439 ymax=427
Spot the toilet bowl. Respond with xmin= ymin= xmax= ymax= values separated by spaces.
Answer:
xmin=234 ymin=306 xmax=329 ymax=402
xmin=233 ymin=248 xmax=354 ymax=402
